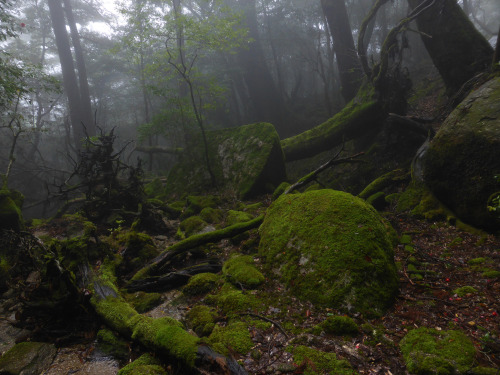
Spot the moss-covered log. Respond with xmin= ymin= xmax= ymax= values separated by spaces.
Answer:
xmin=89 ymin=269 xmax=248 ymax=374
xmin=130 ymin=215 xmax=264 ymax=281
xmin=281 ymin=84 xmax=385 ymax=162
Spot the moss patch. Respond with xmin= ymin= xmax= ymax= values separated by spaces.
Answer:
xmin=117 ymin=353 xmax=167 ymax=375
xmin=186 ymin=305 xmax=217 ymax=337
xmin=399 ymin=327 xmax=476 ymax=375
xmin=183 ymin=273 xmax=220 ymax=296
xmin=0 ymin=188 xmax=24 ymax=231
xmin=178 ymin=216 xmax=209 ymax=238
xmin=259 ymin=189 xmax=398 ymax=316
xmin=321 ymin=316 xmax=359 ymax=336
xmin=123 ymin=291 xmax=163 ymax=313
xmin=222 ymin=255 xmax=265 ymax=289
xmin=288 ymin=345 xmax=355 ymax=375
xmin=208 ymin=321 xmax=253 ymax=355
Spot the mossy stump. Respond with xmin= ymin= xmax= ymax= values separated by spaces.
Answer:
xmin=259 ymin=189 xmax=398 ymax=316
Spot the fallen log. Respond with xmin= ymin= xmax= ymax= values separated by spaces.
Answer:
xmin=127 ymin=262 xmax=222 ymax=293
xmin=89 ymin=268 xmax=248 ymax=374
xmin=130 ymin=215 xmax=264 ymax=281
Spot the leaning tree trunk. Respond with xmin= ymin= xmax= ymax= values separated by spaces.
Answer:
xmin=320 ymin=0 xmax=364 ymax=103
xmin=407 ymin=0 xmax=493 ymax=95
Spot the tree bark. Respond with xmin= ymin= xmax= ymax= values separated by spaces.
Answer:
xmin=494 ymin=24 xmax=500 ymax=65
xmin=320 ymin=0 xmax=363 ymax=103
xmin=62 ymin=0 xmax=94 ymax=136
xmin=234 ymin=0 xmax=290 ymax=136
xmin=406 ymin=0 xmax=493 ymax=95
xmin=47 ymin=0 xmax=85 ymax=147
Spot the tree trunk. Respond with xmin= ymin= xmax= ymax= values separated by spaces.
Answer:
xmin=234 ymin=0 xmax=290 ymax=137
xmin=47 ymin=0 xmax=84 ymax=147
xmin=62 ymin=0 xmax=94 ymax=137
xmin=407 ymin=0 xmax=493 ymax=95
xmin=320 ymin=0 xmax=363 ymax=103
xmin=494 ymin=25 xmax=500 ymax=65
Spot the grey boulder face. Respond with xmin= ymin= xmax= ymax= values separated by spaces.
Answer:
xmin=0 ymin=342 xmax=57 ymax=375
xmin=165 ymin=122 xmax=286 ymax=199
xmin=423 ymin=77 xmax=500 ymax=231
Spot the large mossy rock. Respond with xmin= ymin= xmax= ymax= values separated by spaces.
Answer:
xmin=165 ymin=122 xmax=286 ymax=199
xmin=0 ymin=342 xmax=57 ymax=375
xmin=423 ymin=76 xmax=500 ymax=231
xmin=258 ymin=189 xmax=398 ymax=316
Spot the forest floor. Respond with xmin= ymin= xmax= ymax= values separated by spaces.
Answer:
xmin=229 ymin=209 xmax=500 ymax=374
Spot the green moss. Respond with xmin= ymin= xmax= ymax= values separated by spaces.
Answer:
xmin=288 ymin=345 xmax=355 ymax=375
xmin=358 ymin=169 xmax=408 ymax=199
xmin=481 ymin=269 xmax=500 ymax=278
xmin=181 ymin=195 xmax=220 ymax=219
xmin=178 ymin=216 xmax=208 ymax=238
xmin=186 ymin=305 xmax=217 ymax=337
xmin=183 ymin=273 xmax=220 ymax=296
xmin=199 ymin=207 xmax=224 ymax=224
xmin=470 ymin=366 xmax=500 ymax=375
xmin=208 ymin=321 xmax=253 ymax=355
xmin=273 ymin=182 xmax=291 ymax=200
xmin=155 ymin=324 xmax=199 ymax=367
xmin=165 ymin=123 xmax=286 ymax=199
xmin=399 ymin=327 xmax=476 ymax=375
xmin=123 ymin=291 xmax=162 ymax=313
xmin=400 ymin=234 xmax=413 ymax=244
xmin=259 ymin=189 xmax=398 ymax=316
xmin=0 ymin=342 xmax=56 ymax=374
xmin=0 ymin=190 xmax=24 ymax=231
xmin=144 ymin=178 xmax=167 ymax=200
xmin=117 ymin=353 xmax=167 ymax=375
xmin=452 ymin=286 xmax=477 ymax=297
xmin=111 ymin=230 xmax=159 ymax=274
xmin=97 ymin=328 xmax=129 ymax=360
xmin=222 ymin=255 xmax=265 ymax=289
xmin=205 ymin=283 xmax=261 ymax=315
xmin=322 ymin=316 xmax=359 ymax=336
xmin=92 ymin=296 xmax=137 ymax=337
xmin=366 ymin=191 xmax=386 ymax=210
xmin=226 ymin=210 xmax=254 ymax=226
xmin=468 ymin=257 xmax=487 ymax=265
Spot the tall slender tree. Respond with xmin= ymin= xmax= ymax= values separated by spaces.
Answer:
xmin=320 ymin=0 xmax=363 ymax=103
xmin=47 ymin=0 xmax=94 ymax=148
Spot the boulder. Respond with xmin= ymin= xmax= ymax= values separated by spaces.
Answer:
xmin=423 ymin=77 xmax=500 ymax=230
xmin=0 ymin=342 xmax=56 ymax=375
xmin=165 ymin=123 xmax=286 ymax=199
xmin=258 ymin=189 xmax=398 ymax=316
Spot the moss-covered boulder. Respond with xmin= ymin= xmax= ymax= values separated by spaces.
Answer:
xmin=259 ymin=189 xmax=398 ymax=316
xmin=165 ymin=122 xmax=286 ymax=199
xmin=423 ymin=77 xmax=500 ymax=231
xmin=0 ymin=342 xmax=57 ymax=375
xmin=399 ymin=327 xmax=476 ymax=375
xmin=0 ymin=188 xmax=24 ymax=232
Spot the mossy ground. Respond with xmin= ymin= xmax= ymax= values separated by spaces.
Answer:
xmin=399 ymin=327 xmax=476 ymax=375
xmin=222 ymin=255 xmax=265 ymax=289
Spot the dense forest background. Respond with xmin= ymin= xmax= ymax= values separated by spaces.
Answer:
xmin=1 ymin=0 xmax=498 ymax=218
